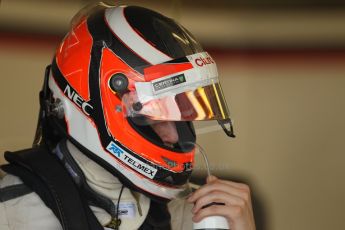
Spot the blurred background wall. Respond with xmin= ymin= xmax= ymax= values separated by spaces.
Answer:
xmin=1 ymin=0 xmax=345 ymax=229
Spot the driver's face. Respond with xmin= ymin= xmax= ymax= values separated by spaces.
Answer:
xmin=150 ymin=121 xmax=178 ymax=146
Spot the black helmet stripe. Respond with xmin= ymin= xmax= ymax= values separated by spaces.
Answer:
xmin=124 ymin=6 xmax=203 ymax=59
xmin=87 ymin=10 xmax=150 ymax=74
xmin=104 ymin=6 xmax=173 ymax=65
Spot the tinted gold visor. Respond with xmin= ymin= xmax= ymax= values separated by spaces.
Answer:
xmin=122 ymin=80 xmax=230 ymax=121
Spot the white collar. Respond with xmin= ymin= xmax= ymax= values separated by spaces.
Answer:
xmin=66 ymin=140 xmax=150 ymax=229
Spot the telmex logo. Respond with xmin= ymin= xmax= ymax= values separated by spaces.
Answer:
xmin=106 ymin=141 xmax=158 ymax=179
xmin=107 ymin=142 xmax=123 ymax=157
xmin=195 ymin=55 xmax=215 ymax=67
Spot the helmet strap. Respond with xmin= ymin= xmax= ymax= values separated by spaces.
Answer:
xmin=33 ymin=64 xmax=51 ymax=148
xmin=34 ymin=64 xmax=65 ymax=150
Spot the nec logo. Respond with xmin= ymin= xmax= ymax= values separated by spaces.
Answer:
xmin=64 ymin=85 xmax=93 ymax=116
xmin=195 ymin=55 xmax=215 ymax=67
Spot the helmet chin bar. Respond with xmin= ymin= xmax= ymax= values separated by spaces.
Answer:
xmin=218 ymin=118 xmax=236 ymax=138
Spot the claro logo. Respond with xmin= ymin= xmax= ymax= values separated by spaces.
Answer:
xmin=195 ymin=55 xmax=215 ymax=67
xmin=64 ymin=85 xmax=93 ymax=116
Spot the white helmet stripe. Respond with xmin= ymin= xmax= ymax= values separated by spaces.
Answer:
xmin=105 ymin=6 xmax=172 ymax=65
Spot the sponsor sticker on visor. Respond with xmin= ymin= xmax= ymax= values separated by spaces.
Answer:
xmin=106 ymin=141 xmax=157 ymax=179
xmin=152 ymin=73 xmax=186 ymax=92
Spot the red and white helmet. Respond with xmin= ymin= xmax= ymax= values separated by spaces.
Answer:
xmin=39 ymin=3 xmax=234 ymax=201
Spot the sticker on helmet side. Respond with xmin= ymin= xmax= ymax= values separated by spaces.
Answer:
xmin=64 ymin=84 xmax=93 ymax=116
xmin=106 ymin=141 xmax=157 ymax=179
xmin=152 ymin=73 xmax=186 ymax=92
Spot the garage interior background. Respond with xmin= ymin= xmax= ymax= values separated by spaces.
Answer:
xmin=1 ymin=0 xmax=345 ymax=230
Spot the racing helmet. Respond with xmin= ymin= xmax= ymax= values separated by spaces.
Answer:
xmin=37 ymin=3 xmax=235 ymax=201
